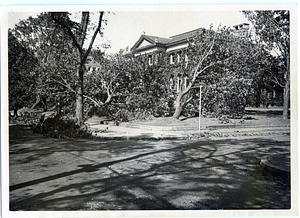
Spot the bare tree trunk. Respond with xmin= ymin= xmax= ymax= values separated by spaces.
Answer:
xmin=173 ymin=104 xmax=183 ymax=119
xmin=32 ymin=94 xmax=47 ymax=112
xmin=51 ymin=11 xmax=105 ymax=124
xmin=76 ymin=67 xmax=84 ymax=123
xmin=76 ymin=89 xmax=83 ymax=122
xmin=173 ymin=92 xmax=183 ymax=119
xmin=31 ymin=95 xmax=41 ymax=109
xmin=282 ymin=69 xmax=290 ymax=119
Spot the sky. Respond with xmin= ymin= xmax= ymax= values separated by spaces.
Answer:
xmin=101 ymin=10 xmax=249 ymax=53
xmin=7 ymin=8 xmax=250 ymax=54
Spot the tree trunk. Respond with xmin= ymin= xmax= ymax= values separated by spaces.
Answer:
xmin=76 ymin=86 xmax=84 ymax=123
xmin=173 ymin=94 xmax=183 ymax=119
xmin=31 ymin=95 xmax=41 ymax=109
xmin=173 ymin=105 xmax=183 ymax=119
xmin=31 ymin=94 xmax=47 ymax=112
xmin=282 ymin=69 xmax=290 ymax=120
xmin=76 ymin=68 xmax=84 ymax=124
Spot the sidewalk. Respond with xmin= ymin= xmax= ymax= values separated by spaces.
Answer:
xmin=87 ymin=120 xmax=290 ymax=140
xmin=89 ymin=124 xmax=194 ymax=139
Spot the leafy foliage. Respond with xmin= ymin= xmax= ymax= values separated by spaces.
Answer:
xmin=84 ymin=50 xmax=174 ymax=121
xmin=10 ymin=12 xmax=107 ymax=122
xmin=243 ymin=10 xmax=290 ymax=119
xmin=8 ymin=30 xmax=38 ymax=110
xmin=163 ymin=26 xmax=261 ymax=119
xmin=10 ymin=11 xmax=289 ymax=127
xmin=11 ymin=13 xmax=79 ymax=113
xmin=123 ymin=56 xmax=174 ymax=118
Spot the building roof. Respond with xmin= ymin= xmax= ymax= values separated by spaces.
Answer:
xmin=129 ymin=24 xmax=248 ymax=54
xmin=130 ymin=28 xmax=205 ymax=53
xmin=143 ymin=35 xmax=172 ymax=45
xmin=168 ymin=28 xmax=204 ymax=44
xmin=130 ymin=35 xmax=170 ymax=51
xmin=232 ymin=23 xmax=249 ymax=28
xmin=86 ymin=56 xmax=101 ymax=67
xmin=232 ymin=23 xmax=250 ymax=31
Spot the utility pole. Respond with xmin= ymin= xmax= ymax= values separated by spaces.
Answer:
xmin=199 ymin=85 xmax=202 ymax=133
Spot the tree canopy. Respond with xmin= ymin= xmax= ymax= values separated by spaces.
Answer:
xmin=8 ymin=29 xmax=38 ymax=111
xmin=243 ymin=10 xmax=290 ymax=119
xmin=10 ymin=12 xmax=106 ymax=122
xmin=162 ymin=26 xmax=263 ymax=119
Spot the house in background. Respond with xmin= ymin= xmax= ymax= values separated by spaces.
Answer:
xmin=127 ymin=23 xmax=250 ymax=92
xmin=127 ymin=28 xmax=202 ymax=66
xmin=128 ymin=23 xmax=250 ymax=66
xmin=85 ymin=56 xmax=102 ymax=73
xmin=232 ymin=23 xmax=250 ymax=37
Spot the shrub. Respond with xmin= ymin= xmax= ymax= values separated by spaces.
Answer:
xmin=113 ymin=108 xmax=132 ymax=122
xmin=33 ymin=115 xmax=92 ymax=139
xmin=112 ymin=108 xmax=154 ymax=122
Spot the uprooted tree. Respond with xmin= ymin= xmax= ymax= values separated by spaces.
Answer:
xmin=85 ymin=48 xmax=173 ymax=121
xmin=83 ymin=49 xmax=131 ymax=117
xmin=165 ymin=26 xmax=260 ymax=119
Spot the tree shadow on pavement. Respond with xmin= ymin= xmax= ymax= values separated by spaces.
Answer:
xmin=9 ymin=125 xmax=290 ymax=211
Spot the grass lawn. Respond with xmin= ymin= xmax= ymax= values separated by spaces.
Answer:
xmin=130 ymin=107 xmax=290 ymax=129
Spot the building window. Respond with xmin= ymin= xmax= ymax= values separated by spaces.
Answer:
xmin=184 ymin=54 xmax=188 ymax=62
xmin=177 ymin=52 xmax=181 ymax=63
xmin=170 ymin=54 xmax=175 ymax=64
xmin=184 ymin=54 xmax=189 ymax=68
xmin=184 ymin=77 xmax=188 ymax=90
xmin=170 ymin=78 xmax=174 ymax=90
xmin=149 ymin=55 xmax=153 ymax=65
xmin=88 ymin=66 xmax=93 ymax=72
xmin=154 ymin=53 xmax=159 ymax=65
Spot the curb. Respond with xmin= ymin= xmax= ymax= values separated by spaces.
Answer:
xmin=119 ymin=124 xmax=195 ymax=131
xmin=260 ymin=153 xmax=290 ymax=176
xmin=206 ymin=124 xmax=290 ymax=130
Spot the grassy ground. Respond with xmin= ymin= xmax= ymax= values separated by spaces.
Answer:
xmin=131 ymin=107 xmax=290 ymax=128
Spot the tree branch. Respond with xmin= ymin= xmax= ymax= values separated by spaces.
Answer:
xmin=182 ymin=54 xmax=233 ymax=97
xmin=83 ymin=95 xmax=103 ymax=107
xmin=50 ymin=77 xmax=76 ymax=93
xmin=50 ymin=13 xmax=82 ymax=52
xmin=82 ymin=12 xmax=104 ymax=63
xmin=266 ymin=13 xmax=289 ymax=39
xmin=79 ymin=12 xmax=90 ymax=49
xmin=184 ymin=95 xmax=193 ymax=105
xmin=271 ymin=75 xmax=285 ymax=88
xmin=265 ymin=68 xmax=285 ymax=88
xmin=195 ymin=33 xmax=216 ymax=73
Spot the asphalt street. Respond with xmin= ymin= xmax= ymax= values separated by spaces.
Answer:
xmin=9 ymin=125 xmax=291 ymax=211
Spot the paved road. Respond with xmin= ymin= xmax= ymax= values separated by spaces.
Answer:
xmin=9 ymin=125 xmax=290 ymax=211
